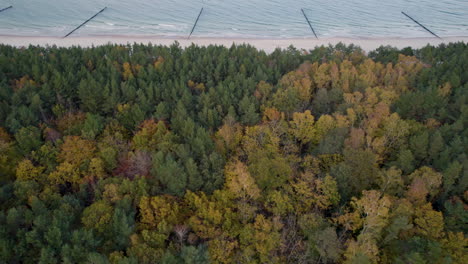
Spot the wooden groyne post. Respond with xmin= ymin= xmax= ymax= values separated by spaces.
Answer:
xmin=64 ymin=7 xmax=107 ymax=38
xmin=301 ymin=8 xmax=318 ymax=39
xmin=188 ymin=7 xmax=204 ymax=40
xmin=401 ymin=11 xmax=441 ymax=39
xmin=0 ymin=5 xmax=12 ymax=13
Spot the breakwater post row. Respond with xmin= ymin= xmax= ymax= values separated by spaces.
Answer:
xmin=0 ymin=5 xmax=12 ymax=13
xmin=301 ymin=8 xmax=318 ymax=39
xmin=188 ymin=7 xmax=204 ymax=39
xmin=63 ymin=7 xmax=107 ymax=38
xmin=401 ymin=11 xmax=441 ymax=39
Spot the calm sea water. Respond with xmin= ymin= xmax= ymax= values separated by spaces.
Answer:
xmin=0 ymin=0 xmax=467 ymax=38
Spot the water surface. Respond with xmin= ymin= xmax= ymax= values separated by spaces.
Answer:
xmin=0 ymin=0 xmax=467 ymax=38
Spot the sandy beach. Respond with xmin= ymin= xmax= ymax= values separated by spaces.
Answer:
xmin=1 ymin=35 xmax=467 ymax=52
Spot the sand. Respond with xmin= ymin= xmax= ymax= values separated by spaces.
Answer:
xmin=1 ymin=35 xmax=467 ymax=52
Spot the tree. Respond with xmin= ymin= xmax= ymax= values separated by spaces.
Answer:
xmin=15 ymin=159 xmax=45 ymax=182
xmin=291 ymin=173 xmax=340 ymax=212
xmin=332 ymin=147 xmax=380 ymax=200
xmin=238 ymin=96 xmax=259 ymax=126
xmin=82 ymin=201 xmax=114 ymax=233
xmin=412 ymin=203 xmax=444 ymax=239
xmin=151 ymin=153 xmax=187 ymax=196
xmin=289 ymin=110 xmax=316 ymax=145
xmin=214 ymin=120 xmax=242 ymax=157
xmin=138 ymin=195 xmax=181 ymax=230
xmin=15 ymin=126 xmax=43 ymax=156
xmin=132 ymin=119 xmax=172 ymax=151
xmin=298 ymin=213 xmax=342 ymax=263
xmin=271 ymin=65 xmax=313 ymax=115
xmin=58 ymin=136 xmax=95 ymax=166
xmin=340 ymin=190 xmax=392 ymax=264
xmin=81 ymin=113 xmax=104 ymax=140
xmin=406 ymin=166 xmax=442 ymax=204
xmin=238 ymin=214 xmax=283 ymax=263
xmin=224 ymin=160 xmax=260 ymax=201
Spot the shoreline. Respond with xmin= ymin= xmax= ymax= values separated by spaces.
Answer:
xmin=1 ymin=35 xmax=467 ymax=52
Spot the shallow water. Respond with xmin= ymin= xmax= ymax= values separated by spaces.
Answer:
xmin=0 ymin=0 xmax=467 ymax=38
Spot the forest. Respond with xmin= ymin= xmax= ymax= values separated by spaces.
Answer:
xmin=0 ymin=41 xmax=467 ymax=263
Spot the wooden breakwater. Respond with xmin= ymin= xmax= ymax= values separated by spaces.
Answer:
xmin=188 ymin=8 xmax=204 ymax=39
xmin=301 ymin=8 xmax=318 ymax=39
xmin=64 ymin=7 xmax=107 ymax=38
xmin=401 ymin=11 xmax=441 ymax=39
xmin=0 ymin=5 xmax=12 ymax=13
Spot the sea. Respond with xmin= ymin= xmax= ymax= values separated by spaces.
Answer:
xmin=0 ymin=0 xmax=467 ymax=38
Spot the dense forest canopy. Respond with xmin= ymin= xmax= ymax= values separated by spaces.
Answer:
xmin=0 ymin=41 xmax=467 ymax=263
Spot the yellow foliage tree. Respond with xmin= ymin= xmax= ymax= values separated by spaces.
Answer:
xmin=122 ymin=62 xmax=134 ymax=80
xmin=185 ymin=190 xmax=238 ymax=241
xmin=214 ymin=120 xmax=243 ymax=156
xmin=58 ymin=136 xmax=95 ymax=165
xmin=48 ymin=162 xmax=81 ymax=185
xmin=289 ymin=110 xmax=315 ymax=144
xmin=16 ymin=159 xmax=45 ymax=182
xmin=139 ymin=195 xmax=181 ymax=230
xmin=239 ymin=214 xmax=283 ymax=263
xmin=81 ymin=200 xmax=114 ymax=233
xmin=442 ymin=232 xmax=468 ymax=264
xmin=341 ymin=190 xmax=392 ymax=264
xmin=291 ymin=172 xmax=340 ymax=212
xmin=224 ymin=160 xmax=260 ymax=201
xmin=207 ymin=235 xmax=238 ymax=264
xmin=413 ymin=203 xmax=444 ymax=239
